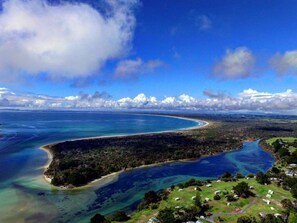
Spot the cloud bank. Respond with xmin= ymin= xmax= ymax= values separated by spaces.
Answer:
xmin=212 ymin=47 xmax=255 ymax=80
xmin=0 ymin=0 xmax=137 ymax=81
xmin=1 ymin=87 xmax=297 ymax=113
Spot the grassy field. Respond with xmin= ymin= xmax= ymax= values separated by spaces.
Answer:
xmin=115 ymin=178 xmax=293 ymax=223
xmin=266 ymin=137 xmax=297 ymax=154
xmin=266 ymin=137 xmax=297 ymax=145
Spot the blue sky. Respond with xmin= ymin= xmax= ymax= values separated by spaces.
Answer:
xmin=1 ymin=0 xmax=297 ymax=111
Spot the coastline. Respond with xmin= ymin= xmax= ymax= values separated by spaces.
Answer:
xmin=39 ymin=115 xmax=210 ymax=189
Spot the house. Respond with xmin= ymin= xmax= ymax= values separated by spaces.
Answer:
xmin=266 ymin=194 xmax=272 ymax=198
xmin=206 ymin=184 xmax=212 ymax=187
xmin=270 ymin=207 xmax=275 ymax=210
xmin=214 ymin=190 xmax=221 ymax=195
xmin=262 ymin=199 xmax=271 ymax=205
xmin=249 ymin=185 xmax=254 ymax=189
xmin=268 ymin=190 xmax=274 ymax=194
xmin=259 ymin=212 xmax=267 ymax=218
xmin=178 ymin=188 xmax=183 ymax=191
xmin=147 ymin=217 xmax=160 ymax=223
xmin=175 ymin=197 xmax=180 ymax=201
xmin=217 ymin=179 xmax=221 ymax=182
xmin=227 ymin=202 xmax=230 ymax=206
xmin=205 ymin=197 xmax=210 ymax=202
xmin=289 ymin=163 xmax=297 ymax=168
xmin=286 ymin=169 xmax=295 ymax=177
xmin=274 ymin=213 xmax=282 ymax=218
xmin=191 ymin=196 xmax=196 ymax=200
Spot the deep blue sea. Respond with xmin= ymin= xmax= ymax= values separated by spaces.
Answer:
xmin=0 ymin=111 xmax=275 ymax=223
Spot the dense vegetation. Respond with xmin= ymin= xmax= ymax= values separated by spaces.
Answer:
xmin=45 ymin=114 xmax=297 ymax=187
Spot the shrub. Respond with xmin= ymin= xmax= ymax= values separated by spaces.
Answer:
xmin=214 ymin=194 xmax=221 ymax=200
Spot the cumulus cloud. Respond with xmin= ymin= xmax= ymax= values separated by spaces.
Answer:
xmin=2 ymin=87 xmax=297 ymax=113
xmin=0 ymin=0 xmax=137 ymax=82
xmin=212 ymin=47 xmax=256 ymax=80
xmin=196 ymin=15 xmax=212 ymax=30
xmin=114 ymin=58 xmax=163 ymax=79
xmin=270 ymin=50 xmax=297 ymax=75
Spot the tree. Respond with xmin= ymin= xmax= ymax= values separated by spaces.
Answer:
xmin=157 ymin=208 xmax=176 ymax=223
xmin=272 ymin=139 xmax=282 ymax=153
xmin=90 ymin=214 xmax=110 ymax=223
xmin=256 ymin=172 xmax=270 ymax=185
xmin=236 ymin=172 xmax=245 ymax=179
xmin=177 ymin=206 xmax=200 ymax=222
xmin=214 ymin=194 xmax=221 ymax=200
xmin=279 ymin=147 xmax=290 ymax=157
xmin=138 ymin=190 xmax=160 ymax=210
xmin=110 ymin=211 xmax=129 ymax=222
xmin=194 ymin=191 xmax=202 ymax=207
xmin=261 ymin=214 xmax=282 ymax=223
xmin=221 ymin=171 xmax=233 ymax=181
xmin=281 ymin=199 xmax=294 ymax=211
xmin=237 ymin=216 xmax=257 ymax=223
xmin=291 ymin=184 xmax=297 ymax=198
xmin=233 ymin=182 xmax=250 ymax=197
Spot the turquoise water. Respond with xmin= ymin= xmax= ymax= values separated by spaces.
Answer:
xmin=0 ymin=111 xmax=274 ymax=223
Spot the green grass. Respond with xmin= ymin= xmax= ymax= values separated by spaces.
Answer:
xmin=114 ymin=179 xmax=294 ymax=223
xmin=266 ymin=137 xmax=297 ymax=145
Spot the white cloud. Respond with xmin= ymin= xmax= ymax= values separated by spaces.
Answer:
xmin=2 ymin=87 xmax=297 ymax=113
xmin=197 ymin=15 xmax=212 ymax=30
xmin=114 ymin=58 xmax=163 ymax=79
xmin=0 ymin=0 xmax=137 ymax=81
xmin=212 ymin=47 xmax=256 ymax=80
xmin=271 ymin=50 xmax=297 ymax=75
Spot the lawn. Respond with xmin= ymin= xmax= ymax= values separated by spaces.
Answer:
xmin=266 ymin=137 xmax=297 ymax=145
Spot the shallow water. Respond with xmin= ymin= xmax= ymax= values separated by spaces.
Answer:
xmin=0 ymin=111 xmax=274 ymax=223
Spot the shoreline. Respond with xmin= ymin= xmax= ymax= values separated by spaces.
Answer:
xmin=39 ymin=115 xmax=210 ymax=189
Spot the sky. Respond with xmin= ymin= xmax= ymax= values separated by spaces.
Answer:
xmin=1 ymin=0 xmax=297 ymax=112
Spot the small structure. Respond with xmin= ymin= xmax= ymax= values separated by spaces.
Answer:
xmin=217 ymin=179 xmax=221 ymax=182
xmin=178 ymin=188 xmax=183 ymax=191
xmin=147 ymin=217 xmax=160 ymax=223
xmin=268 ymin=190 xmax=274 ymax=195
xmin=227 ymin=202 xmax=230 ymax=206
xmin=205 ymin=197 xmax=210 ymax=202
xmin=259 ymin=212 xmax=267 ymax=218
xmin=249 ymin=185 xmax=254 ymax=189
xmin=200 ymin=216 xmax=205 ymax=219
xmin=214 ymin=190 xmax=221 ymax=195
xmin=175 ymin=206 xmax=182 ymax=209
xmin=270 ymin=207 xmax=275 ymax=210
xmin=191 ymin=196 xmax=196 ymax=200
xmin=274 ymin=213 xmax=282 ymax=217
xmin=266 ymin=194 xmax=272 ymax=198
xmin=175 ymin=197 xmax=180 ymax=201
xmin=233 ymin=194 xmax=239 ymax=199
xmin=262 ymin=199 xmax=271 ymax=205
xmin=206 ymin=184 xmax=212 ymax=187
